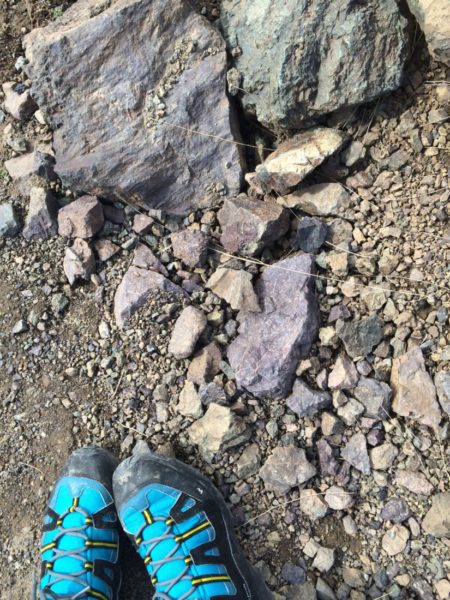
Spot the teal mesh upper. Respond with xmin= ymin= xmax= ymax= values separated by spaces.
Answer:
xmin=39 ymin=476 xmax=119 ymax=600
xmin=119 ymin=483 xmax=237 ymax=599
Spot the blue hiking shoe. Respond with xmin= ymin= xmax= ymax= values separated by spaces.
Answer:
xmin=113 ymin=443 xmax=272 ymax=599
xmin=38 ymin=447 xmax=120 ymax=600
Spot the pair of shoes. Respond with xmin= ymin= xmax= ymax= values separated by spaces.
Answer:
xmin=37 ymin=444 xmax=272 ymax=599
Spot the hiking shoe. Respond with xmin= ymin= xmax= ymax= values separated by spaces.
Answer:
xmin=113 ymin=443 xmax=272 ymax=599
xmin=38 ymin=447 xmax=120 ymax=600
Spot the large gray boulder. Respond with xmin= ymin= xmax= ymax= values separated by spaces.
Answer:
xmin=227 ymin=253 xmax=319 ymax=398
xmin=220 ymin=0 xmax=409 ymax=130
xmin=24 ymin=0 xmax=242 ymax=215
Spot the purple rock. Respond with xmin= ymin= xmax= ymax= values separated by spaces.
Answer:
xmin=281 ymin=563 xmax=306 ymax=585
xmin=227 ymin=253 xmax=319 ymax=398
xmin=114 ymin=266 xmax=186 ymax=328
xmin=317 ymin=438 xmax=339 ymax=476
xmin=381 ymin=498 xmax=410 ymax=523
xmin=23 ymin=0 xmax=242 ymax=214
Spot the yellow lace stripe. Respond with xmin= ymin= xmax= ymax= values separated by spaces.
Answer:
xmin=86 ymin=541 xmax=118 ymax=549
xmin=143 ymin=509 xmax=153 ymax=525
xmin=41 ymin=542 xmax=56 ymax=553
xmin=175 ymin=521 xmax=210 ymax=542
xmin=192 ymin=575 xmax=230 ymax=586
xmin=90 ymin=590 xmax=109 ymax=600
xmin=70 ymin=497 xmax=79 ymax=513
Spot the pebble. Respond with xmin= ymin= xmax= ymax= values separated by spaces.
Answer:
xmin=168 ymin=306 xmax=207 ymax=359
xmin=324 ymin=485 xmax=353 ymax=510
xmin=259 ymin=445 xmax=317 ymax=495
xmin=381 ymin=498 xmax=410 ymax=523
xmin=341 ymin=432 xmax=371 ymax=475
xmin=328 ymin=354 xmax=359 ymax=390
xmin=381 ymin=524 xmax=409 ymax=556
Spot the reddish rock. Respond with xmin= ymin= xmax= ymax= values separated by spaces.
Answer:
xmin=63 ymin=239 xmax=95 ymax=285
xmin=94 ymin=239 xmax=120 ymax=261
xmin=132 ymin=213 xmax=154 ymax=235
xmin=217 ymin=195 xmax=289 ymax=257
xmin=58 ymin=196 xmax=104 ymax=239
xmin=170 ymin=229 xmax=208 ymax=268
xmin=2 ymin=82 xmax=37 ymax=120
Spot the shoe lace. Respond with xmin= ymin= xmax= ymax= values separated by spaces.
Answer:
xmin=38 ymin=500 xmax=103 ymax=600
xmin=135 ymin=511 xmax=209 ymax=600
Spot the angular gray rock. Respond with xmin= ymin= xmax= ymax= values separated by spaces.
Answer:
xmin=281 ymin=183 xmax=350 ymax=217
xmin=24 ymin=0 xmax=242 ymax=214
xmin=252 ymin=129 xmax=347 ymax=194
xmin=336 ymin=316 xmax=384 ymax=358
xmin=114 ymin=266 xmax=186 ymax=328
xmin=406 ymin=0 xmax=450 ymax=66
xmin=170 ymin=230 xmax=208 ymax=268
xmin=391 ymin=346 xmax=442 ymax=430
xmin=2 ymin=82 xmax=37 ymax=120
xmin=328 ymin=354 xmax=359 ymax=390
xmin=227 ymin=253 xmax=319 ymax=398
xmin=187 ymin=403 xmax=250 ymax=460
xmin=295 ymin=217 xmax=328 ymax=254
xmin=63 ymin=239 xmax=95 ymax=285
xmin=236 ymin=444 xmax=261 ymax=478
xmin=435 ymin=371 xmax=450 ymax=416
xmin=168 ymin=306 xmax=207 ymax=359
xmin=217 ymin=195 xmax=289 ymax=257
xmin=353 ymin=377 xmax=392 ymax=420
xmin=58 ymin=196 xmax=104 ymax=239
xmin=0 ymin=202 xmax=20 ymax=237
xmin=341 ymin=432 xmax=371 ymax=475
xmin=220 ymin=0 xmax=408 ymax=130
xmin=286 ymin=379 xmax=332 ymax=417
xmin=23 ymin=187 xmax=59 ymax=240
xmin=4 ymin=150 xmax=56 ymax=196
xmin=132 ymin=244 xmax=168 ymax=276
xmin=259 ymin=445 xmax=316 ymax=495
xmin=206 ymin=268 xmax=260 ymax=312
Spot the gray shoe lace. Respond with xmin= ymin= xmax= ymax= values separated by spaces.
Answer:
xmin=32 ymin=503 xmax=97 ymax=600
xmin=135 ymin=514 xmax=200 ymax=600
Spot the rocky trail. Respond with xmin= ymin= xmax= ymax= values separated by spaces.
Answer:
xmin=0 ymin=0 xmax=449 ymax=598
